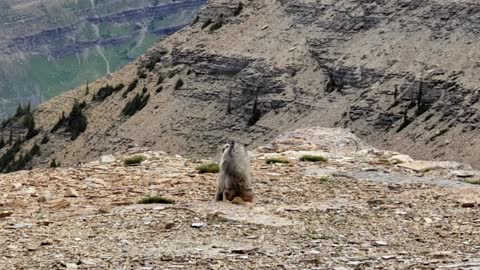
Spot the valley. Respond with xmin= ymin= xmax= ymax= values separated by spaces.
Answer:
xmin=0 ymin=0 xmax=206 ymax=117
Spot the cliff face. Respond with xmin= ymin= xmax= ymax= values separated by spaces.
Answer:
xmin=0 ymin=0 xmax=206 ymax=117
xmin=1 ymin=0 xmax=479 ymax=170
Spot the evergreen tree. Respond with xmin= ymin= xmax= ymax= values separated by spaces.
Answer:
xmin=50 ymin=159 xmax=59 ymax=168
xmin=15 ymin=103 xmax=24 ymax=117
xmin=0 ymin=136 xmax=5 ymax=149
xmin=85 ymin=80 xmax=89 ymax=96
xmin=66 ymin=100 xmax=87 ymax=140
xmin=14 ymin=136 xmax=22 ymax=147
xmin=24 ymin=111 xmax=38 ymax=139
xmin=41 ymin=135 xmax=49 ymax=144
xmin=8 ymin=129 xmax=13 ymax=145
xmin=30 ymin=143 xmax=41 ymax=156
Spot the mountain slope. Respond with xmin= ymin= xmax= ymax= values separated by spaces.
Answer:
xmin=0 ymin=0 xmax=479 ymax=170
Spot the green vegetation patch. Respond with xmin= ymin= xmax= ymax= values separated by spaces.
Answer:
xmin=266 ymin=157 xmax=289 ymax=165
xmin=319 ymin=176 xmax=329 ymax=182
xmin=122 ymin=79 xmax=139 ymax=98
xmin=299 ymin=155 xmax=328 ymax=163
xmin=123 ymin=155 xmax=147 ymax=166
xmin=196 ymin=163 xmax=220 ymax=174
xmin=93 ymin=83 xmax=124 ymax=102
xmin=138 ymin=196 xmax=175 ymax=204
xmin=465 ymin=179 xmax=480 ymax=185
xmin=122 ymin=92 xmax=150 ymax=117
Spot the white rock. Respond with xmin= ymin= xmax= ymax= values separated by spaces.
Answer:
xmin=100 ymin=155 xmax=116 ymax=164
xmin=388 ymin=154 xmax=413 ymax=164
xmin=65 ymin=188 xmax=79 ymax=198
xmin=373 ymin=240 xmax=388 ymax=246
xmin=399 ymin=161 xmax=465 ymax=172
xmin=66 ymin=263 xmax=78 ymax=270
xmin=191 ymin=222 xmax=208 ymax=228
xmin=38 ymin=191 xmax=52 ymax=203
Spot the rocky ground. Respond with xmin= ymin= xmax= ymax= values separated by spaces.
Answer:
xmin=1 ymin=127 xmax=479 ymax=269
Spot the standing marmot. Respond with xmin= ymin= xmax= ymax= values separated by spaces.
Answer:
xmin=215 ymin=141 xmax=254 ymax=203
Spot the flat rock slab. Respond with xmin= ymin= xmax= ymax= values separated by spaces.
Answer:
xmin=342 ymin=171 xmax=477 ymax=188
xmin=258 ymin=127 xmax=371 ymax=154
xmin=185 ymin=202 xmax=302 ymax=227
xmin=399 ymin=161 xmax=466 ymax=172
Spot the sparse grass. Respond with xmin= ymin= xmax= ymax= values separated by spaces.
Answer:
xmin=319 ymin=176 xmax=329 ymax=182
xmin=378 ymin=158 xmax=390 ymax=165
xmin=266 ymin=157 xmax=289 ymax=165
xmin=123 ymin=155 xmax=146 ymax=166
xmin=465 ymin=179 xmax=480 ymax=185
xmin=138 ymin=196 xmax=174 ymax=204
xmin=209 ymin=21 xmax=223 ymax=32
xmin=196 ymin=163 xmax=219 ymax=174
xmin=299 ymin=155 xmax=328 ymax=163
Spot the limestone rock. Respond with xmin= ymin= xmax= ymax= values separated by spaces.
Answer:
xmin=399 ymin=161 xmax=464 ymax=173
xmin=65 ymin=188 xmax=80 ymax=198
xmin=100 ymin=155 xmax=116 ymax=164
xmin=0 ymin=210 xmax=13 ymax=218
xmin=38 ymin=191 xmax=52 ymax=203
xmin=388 ymin=154 xmax=413 ymax=164
xmin=47 ymin=199 xmax=70 ymax=210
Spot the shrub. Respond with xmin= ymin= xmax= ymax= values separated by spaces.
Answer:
xmin=122 ymin=93 xmax=150 ymax=117
xmin=201 ymin=18 xmax=212 ymax=29
xmin=138 ymin=71 xmax=147 ymax=79
xmin=85 ymin=81 xmax=89 ymax=96
xmin=138 ymin=196 xmax=174 ymax=204
xmin=51 ymin=112 xmax=67 ymax=133
xmin=266 ymin=158 xmax=289 ymax=165
xmin=156 ymin=86 xmax=163 ymax=94
xmin=0 ymin=136 xmax=4 ymax=149
xmin=248 ymin=88 xmax=261 ymax=126
xmin=93 ymin=83 xmax=124 ymax=102
xmin=15 ymin=103 xmax=25 ymax=118
xmin=146 ymin=55 xmax=161 ymax=71
xmin=0 ymin=143 xmax=21 ymax=172
xmin=123 ymin=79 xmax=139 ymax=98
xmin=209 ymin=21 xmax=223 ymax=32
xmin=233 ymin=2 xmax=244 ymax=16
xmin=196 ymin=163 xmax=220 ymax=174
xmin=66 ymin=101 xmax=88 ymax=140
xmin=7 ymin=130 xmax=12 ymax=145
xmin=40 ymin=135 xmax=49 ymax=144
xmin=319 ymin=176 xmax=329 ymax=182
xmin=24 ymin=111 xmax=39 ymax=139
xmin=465 ymin=179 xmax=480 ymax=185
xmin=50 ymin=159 xmax=59 ymax=168
xmin=49 ymin=102 xmax=86 ymax=139
xmin=123 ymin=155 xmax=146 ymax=166
xmin=174 ymin=78 xmax=184 ymax=90
xmin=30 ymin=143 xmax=41 ymax=156
xmin=156 ymin=75 xmax=164 ymax=85
xmin=299 ymin=155 xmax=328 ymax=163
